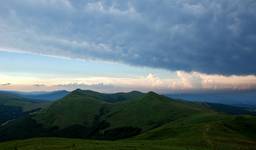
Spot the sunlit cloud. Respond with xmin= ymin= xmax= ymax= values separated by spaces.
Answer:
xmin=170 ymin=71 xmax=256 ymax=91
xmin=1 ymin=72 xmax=256 ymax=93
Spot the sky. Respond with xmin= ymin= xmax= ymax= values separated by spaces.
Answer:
xmin=0 ymin=0 xmax=256 ymax=93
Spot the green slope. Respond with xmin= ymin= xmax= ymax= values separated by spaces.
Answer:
xmin=0 ymin=137 xmax=202 ymax=150
xmin=0 ymin=93 xmax=49 ymax=112
xmin=0 ymin=136 xmax=255 ymax=150
xmin=0 ymin=89 xmax=214 ymax=140
xmin=0 ymin=89 xmax=256 ymax=150
xmin=136 ymin=113 xmax=256 ymax=149
xmin=0 ymin=93 xmax=50 ymax=125
xmin=35 ymin=89 xmax=144 ymax=128
xmin=105 ymin=92 xmax=212 ymax=130
xmin=35 ymin=90 xmax=213 ymax=133
xmin=36 ymin=90 xmax=106 ymax=128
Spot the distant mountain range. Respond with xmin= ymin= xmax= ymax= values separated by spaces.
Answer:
xmin=0 ymin=89 xmax=255 ymax=149
xmin=166 ymin=90 xmax=256 ymax=107
xmin=0 ymin=90 xmax=69 ymax=125
xmin=2 ymin=89 xmax=255 ymax=107
xmin=0 ymin=92 xmax=50 ymax=125
xmin=0 ymin=90 xmax=69 ymax=101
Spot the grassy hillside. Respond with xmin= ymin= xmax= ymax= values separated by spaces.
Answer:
xmin=0 ymin=89 xmax=256 ymax=149
xmin=201 ymin=102 xmax=256 ymax=115
xmin=35 ymin=89 xmax=146 ymax=129
xmin=0 ymin=137 xmax=201 ymax=150
xmin=0 ymin=136 xmax=255 ymax=150
xmin=0 ymin=90 xmax=213 ymax=140
xmin=33 ymin=90 xmax=215 ymax=138
xmin=105 ymin=92 xmax=212 ymax=130
xmin=0 ymin=93 xmax=49 ymax=112
xmin=0 ymin=93 xmax=50 ymax=125
xmin=136 ymin=113 xmax=256 ymax=149
xmin=36 ymin=90 xmax=106 ymax=128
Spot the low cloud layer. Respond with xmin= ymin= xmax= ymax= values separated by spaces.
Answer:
xmin=171 ymin=71 xmax=256 ymax=91
xmin=0 ymin=83 xmax=11 ymax=86
xmin=1 ymin=72 xmax=256 ymax=93
xmin=0 ymin=0 xmax=256 ymax=75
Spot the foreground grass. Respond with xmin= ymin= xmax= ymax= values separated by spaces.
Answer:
xmin=0 ymin=138 xmax=191 ymax=150
xmin=0 ymin=137 xmax=255 ymax=150
xmin=1 ymin=114 xmax=255 ymax=150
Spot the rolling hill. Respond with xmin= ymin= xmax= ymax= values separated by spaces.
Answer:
xmin=0 ymin=89 xmax=255 ymax=150
xmin=36 ymin=90 xmax=210 ymax=129
xmin=0 ymin=93 xmax=50 ymax=125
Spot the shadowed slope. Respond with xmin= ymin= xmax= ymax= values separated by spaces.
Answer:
xmin=0 ymin=93 xmax=49 ymax=124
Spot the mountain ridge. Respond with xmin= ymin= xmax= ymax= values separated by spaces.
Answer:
xmin=0 ymin=90 xmax=69 ymax=101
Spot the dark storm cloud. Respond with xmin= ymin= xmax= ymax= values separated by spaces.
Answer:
xmin=0 ymin=0 xmax=256 ymax=75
